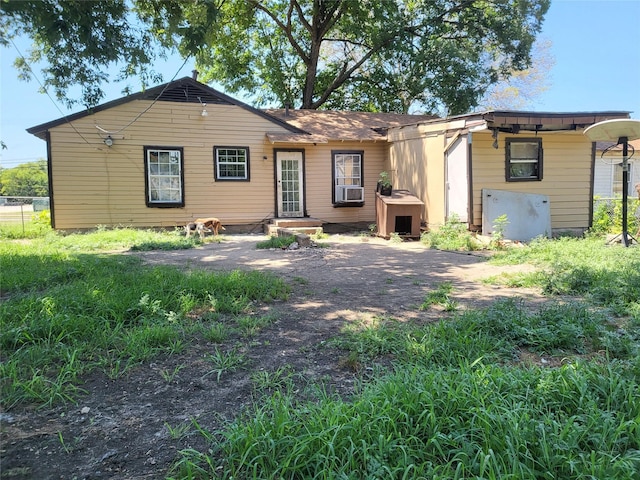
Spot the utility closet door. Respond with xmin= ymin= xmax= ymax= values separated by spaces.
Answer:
xmin=445 ymin=134 xmax=469 ymax=222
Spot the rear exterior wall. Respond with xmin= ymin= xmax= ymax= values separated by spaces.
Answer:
xmin=470 ymin=131 xmax=594 ymax=232
xmin=46 ymin=100 xmax=386 ymax=230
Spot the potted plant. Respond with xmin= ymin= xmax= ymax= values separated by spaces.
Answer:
xmin=377 ymin=171 xmax=392 ymax=196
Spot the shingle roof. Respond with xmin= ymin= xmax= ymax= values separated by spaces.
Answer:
xmin=596 ymin=139 xmax=640 ymax=152
xmin=264 ymin=109 xmax=437 ymax=141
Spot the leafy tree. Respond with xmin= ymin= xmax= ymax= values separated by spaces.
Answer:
xmin=183 ymin=0 xmax=551 ymax=113
xmin=1 ymin=0 xmax=164 ymax=108
xmin=0 ymin=160 xmax=49 ymax=197
xmin=2 ymin=0 xmax=550 ymax=114
xmin=478 ymin=39 xmax=555 ymax=111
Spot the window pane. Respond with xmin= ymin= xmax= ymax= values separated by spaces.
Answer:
xmin=147 ymin=148 xmax=182 ymax=204
xmin=510 ymin=163 xmax=537 ymax=178
xmin=511 ymin=142 xmax=538 ymax=159
xmin=508 ymin=140 xmax=540 ymax=180
xmin=334 ymin=152 xmax=362 ymax=202
xmin=216 ymin=147 xmax=249 ymax=179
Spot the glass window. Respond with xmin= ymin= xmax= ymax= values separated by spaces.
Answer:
xmin=215 ymin=147 xmax=250 ymax=181
xmin=145 ymin=147 xmax=184 ymax=207
xmin=506 ymin=138 xmax=542 ymax=181
xmin=333 ymin=151 xmax=364 ymax=205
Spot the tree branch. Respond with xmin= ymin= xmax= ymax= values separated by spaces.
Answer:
xmin=249 ymin=0 xmax=310 ymax=65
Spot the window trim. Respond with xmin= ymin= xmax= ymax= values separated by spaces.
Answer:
xmin=144 ymin=146 xmax=185 ymax=208
xmin=214 ymin=146 xmax=250 ymax=181
xmin=332 ymin=150 xmax=365 ymax=207
xmin=505 ymin=138 xmax=543 ymax=182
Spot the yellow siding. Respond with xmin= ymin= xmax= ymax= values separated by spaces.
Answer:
xmin=470 ymin=131 xmax=593 ymax=230
xmin=388 ymin=127 xmax=445 ymax=227
xmin=48 ymin=100 xmax=292 ymax=229
xmin=48 ymin=100 xmax=384 ymax=229
xmin=276 ymin=141 xmax=387 ymax=224
xmin=389 ymin=126 xmax=595 ymax=233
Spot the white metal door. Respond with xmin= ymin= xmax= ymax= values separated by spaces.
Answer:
xmin=276 ymin=151 xmax=304 ymax=217
xmin=445 ymin=135 xmax=469 ymax=222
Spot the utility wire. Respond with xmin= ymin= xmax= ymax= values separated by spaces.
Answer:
xmin=95 ymin=56 xmax=191 ymax=135
xmin=10 ymin=37 xmax=192 ymax=141
xmin=10 ymin=38 xmax=94 ymax=147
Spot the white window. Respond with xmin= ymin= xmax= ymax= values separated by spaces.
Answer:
xmin=215 ymin=146 xmax=250 ymax=181
xmin=145 ymin=147 xmax=184 ymax=207
xmin=333 ymin=151 xmax=364 ymax=205
xmin=506 ymin=138 xmax=542 ymax=181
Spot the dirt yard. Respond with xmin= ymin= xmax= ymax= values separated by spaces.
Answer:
xmin=2 ymin=234 xmax=543 ymax=479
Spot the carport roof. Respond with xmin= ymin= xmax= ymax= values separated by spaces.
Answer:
xmin=401 ymin=110 xmax=632 ymax=134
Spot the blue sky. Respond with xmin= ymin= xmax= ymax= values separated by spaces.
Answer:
xmin=1 ymin=0 xmax=639 ymax=169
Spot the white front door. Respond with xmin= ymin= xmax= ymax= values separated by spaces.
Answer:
xmin=276 ymin=150 xmax=304 ymax=217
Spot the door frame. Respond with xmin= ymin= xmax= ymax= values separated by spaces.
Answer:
xmin=444 ymin=133 xmax=470 ymax=223
xmin=274 ymin=148 xmax=306 ymax=218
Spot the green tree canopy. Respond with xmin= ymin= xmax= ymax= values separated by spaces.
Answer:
xmin=2 ymin=0 xmax=550 ymax=114
xmin=182 ymin=0 xmax=551 ymax=114
xmin=0 ymin=160 xmax=49 ymax=197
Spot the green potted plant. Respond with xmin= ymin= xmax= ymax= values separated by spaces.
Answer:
xmin=377 ymin=171 xmax=392 ymax=196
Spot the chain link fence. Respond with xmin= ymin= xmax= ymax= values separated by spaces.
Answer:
xmin=0 ymin=196 xmax=50 ymax=228
xmin=593 ymin=197 xmax=640 ymax=235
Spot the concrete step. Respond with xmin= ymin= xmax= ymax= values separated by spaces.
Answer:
xmin=266 ymin=224 xmax=323 ymax=236
xmin=270 ymin=217 xmax=323 ymax=229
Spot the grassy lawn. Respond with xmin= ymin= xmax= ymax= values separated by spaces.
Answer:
xmin=0 ymin=226 xmax=289 ymax=408
xmin=2 ymin=224 xmax=639 ymax=479
xmin=172 ymin=236 xmax=640 ymax=480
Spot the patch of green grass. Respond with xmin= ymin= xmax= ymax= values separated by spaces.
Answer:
xmin=389 ymin=232 xmax=403 ymax=243
xmin=310 ymin=229 xmax=329 ymax=241
xmin=201 ymin=322 xmax=231 ymax=344
xmin=173 ymin=294 xmax=640 ymax=478
xmin=236 ymin=313 xmax=278 ymax=338
xmin=419 ymin=281 xmax=455 ymax=310
xmin=330 ymin=299 xmax=638 ymax=370
xmin=251 ymin=365 xmax=297 ymax=395
xmin=256 ymin=235 xmax=296 ymax=249
xmin=165 ymin=421 xmax=193 ymax=440
xmin=173 ymin=359 xmax=640 ymax=479
xmin=0 ymin=234 xmax=289 ymax=409
xmin=204 ymin=348 xmax=248 ymax=382
xmin=490 ymin=236 xmax=640 ymax=318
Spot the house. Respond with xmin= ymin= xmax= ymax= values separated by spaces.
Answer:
xmin=593 ymin=139 xmax=640 ymax=199
xmin=27 ymin=77 xmax=630 ymax=239
xmin=386 ymin=111 xmax=630 ymax=240
xmin=26 ymin=76 xmax=433 ymax=231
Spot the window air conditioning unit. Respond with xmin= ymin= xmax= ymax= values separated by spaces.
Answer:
xmin=337 ymin=185 xmax=364 ymax=202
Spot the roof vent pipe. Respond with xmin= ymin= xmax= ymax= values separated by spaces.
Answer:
xmin=192 ymin=70 xmax=199 ymax=80
xmin=285 ymin=103 xmax=290 ymax=117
